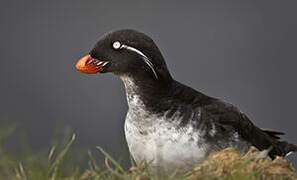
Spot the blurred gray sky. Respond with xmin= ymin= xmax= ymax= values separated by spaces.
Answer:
xmin=0 ymin=0 xmax=296 ymax=167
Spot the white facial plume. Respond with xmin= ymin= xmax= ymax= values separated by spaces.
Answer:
xmin=112 ymin=41 xmax=159 ymax=79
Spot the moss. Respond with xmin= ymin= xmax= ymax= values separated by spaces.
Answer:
xmin=187 ymin=147 xmax=297 ymax=180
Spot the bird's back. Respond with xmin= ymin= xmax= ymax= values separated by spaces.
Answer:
xmin=171 ymin=80 xmax=297 ymax=158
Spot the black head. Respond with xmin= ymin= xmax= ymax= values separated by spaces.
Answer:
xmin=76 ymin=29 xmax=172 ymax=83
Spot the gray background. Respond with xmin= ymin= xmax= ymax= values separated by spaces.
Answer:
xmin=1 ymin=0 xmax=297 ymax=167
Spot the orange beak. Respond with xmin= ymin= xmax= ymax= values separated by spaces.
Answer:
xmin=76 ymin=55 xmax=103 ymax=74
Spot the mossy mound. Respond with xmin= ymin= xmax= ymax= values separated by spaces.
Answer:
xmin=187 ymin=147 xmax=297 ymax=180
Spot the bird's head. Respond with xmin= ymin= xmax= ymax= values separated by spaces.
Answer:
xmin=76 ymin=29 xmax=172 ymax=82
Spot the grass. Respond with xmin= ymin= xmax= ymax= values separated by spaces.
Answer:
xmin=0 ymin=126 xmax=296 ymax=180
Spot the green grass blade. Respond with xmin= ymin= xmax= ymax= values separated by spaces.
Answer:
xmin=96 ymin=146 xmax=125 ymax=174
xmin=48 ymin=134 xmax=76 ymax=177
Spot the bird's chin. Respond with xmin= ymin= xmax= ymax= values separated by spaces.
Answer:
xmin=75 ymin=55 xmax=109 ymax=74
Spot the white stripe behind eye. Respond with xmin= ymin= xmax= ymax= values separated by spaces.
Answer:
xmin=120 ymin=44 xmax=158 ymax=80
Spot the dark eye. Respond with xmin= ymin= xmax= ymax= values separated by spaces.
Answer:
xmin=112 ymin=41 xmax=121 ymax=49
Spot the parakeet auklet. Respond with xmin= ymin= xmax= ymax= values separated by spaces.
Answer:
xmin=76 ymin=29 xmax=297 ymax=174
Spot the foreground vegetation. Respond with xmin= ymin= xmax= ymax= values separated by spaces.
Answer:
xmin=0 ymin=126 xmax=296 ymax=180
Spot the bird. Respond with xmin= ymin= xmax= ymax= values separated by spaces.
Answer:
xmin=75 ymin=29 xmax=297 ymax=175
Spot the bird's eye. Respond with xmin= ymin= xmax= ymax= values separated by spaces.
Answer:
xmin=113 ymin=41 xmax=121 ymax=50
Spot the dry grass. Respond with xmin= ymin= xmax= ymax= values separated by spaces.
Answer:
xmin=0 ymin=126 xmax=296 ymax=180
xmin=187 ymin=147 xmax=297 ymax=180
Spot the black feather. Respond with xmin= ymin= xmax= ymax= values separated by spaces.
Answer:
xmin=261 ymin=129 xmax=285 ymax=140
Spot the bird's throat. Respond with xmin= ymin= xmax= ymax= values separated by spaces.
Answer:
xmin=120 ymin=75 xmax=172 ymax=113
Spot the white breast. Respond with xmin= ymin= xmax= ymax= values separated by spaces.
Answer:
xmin=121 ymin=75 xmax=208 ymax=174
xmin=124 ymin=107 xmax=208 ymax=174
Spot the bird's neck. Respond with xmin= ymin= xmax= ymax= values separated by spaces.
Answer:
xmin=120 ymin=74 xmax=173 ymax=113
